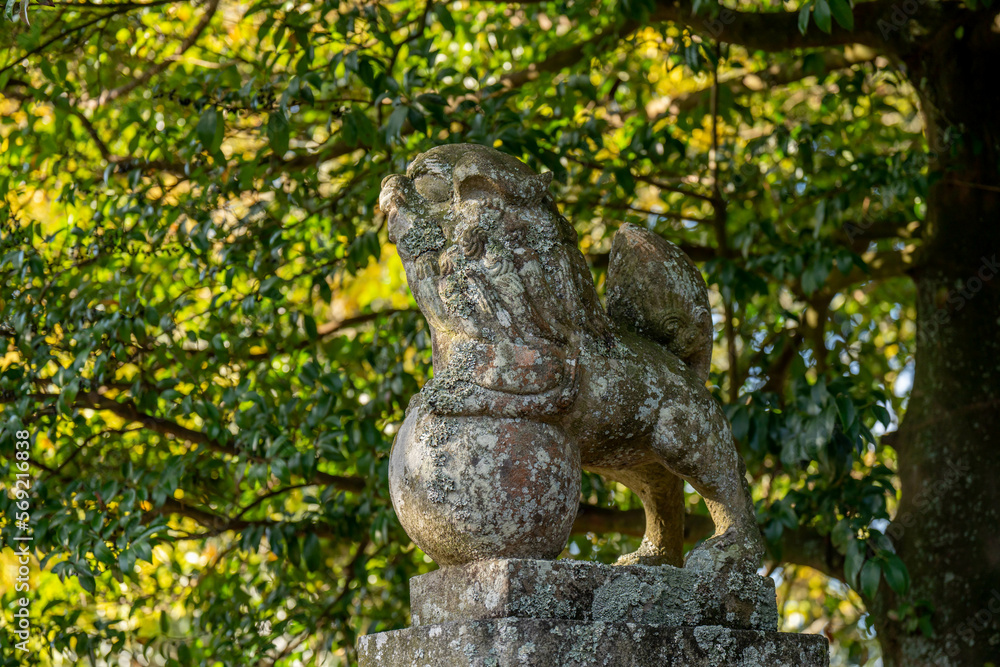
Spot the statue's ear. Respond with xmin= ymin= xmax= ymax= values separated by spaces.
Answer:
xmin=521 ymin=172 xmax=553 ymax=204
xmin=453 ymin=156 xmax=502 ymax=200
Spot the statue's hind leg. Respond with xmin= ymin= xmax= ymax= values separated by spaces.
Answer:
xmin=650 ymin=399 xmax=765 ymax=570
xmin=594 ymin=462 xmax=684 ymax=567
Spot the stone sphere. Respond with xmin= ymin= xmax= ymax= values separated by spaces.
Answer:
xmin=389 ymin=399 xmax=581 ymax=566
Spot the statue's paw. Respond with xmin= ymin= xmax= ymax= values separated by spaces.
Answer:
xmin=684 ymin=528 xmax=763 ymax=572
xmin=614 ymin=540 xmax=678 ymax=568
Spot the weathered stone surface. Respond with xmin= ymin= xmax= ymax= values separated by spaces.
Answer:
xmin=380 ymin=144 xmax=765 ymax=569
xmin=357 ymin=619 xmax=830 ymax=667
xmin=409 ymin=559 xmax=778 ymax=632
xmin=390 ymin=406 xmax=581 ymax=566
xmin=357 ymin=559 xmax=827 ymax=665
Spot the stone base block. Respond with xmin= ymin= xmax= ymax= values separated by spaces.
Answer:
xmin=357 ymin=618 xmax=830 ymax=666
xmin=359 ymin=560 xmax=829 ymax=666
xmin=410 ymin=559 xmax=777 ymax=631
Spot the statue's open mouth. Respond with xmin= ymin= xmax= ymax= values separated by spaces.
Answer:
xmin=386 ymin=208 xmax=400 ymax=233
xmin=379 ymin=175 xmax=406 ymax=217
xmin=381 ymin=175 xmax=419 ymax=247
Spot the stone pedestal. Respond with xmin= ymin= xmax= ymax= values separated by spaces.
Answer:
xmin=358 ymin=559 xmax=829 ymax=666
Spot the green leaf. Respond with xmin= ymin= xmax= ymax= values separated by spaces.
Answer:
xmin=78 ymin=570 xmax=96 ymax=595
xmin=196 ymin=106 xmax=218 ymax=149
xmin=873 ymin=403 xmax=892 ymax=427
xmin=860 ymin=559 xmax=882 ymax=599
xmin=119 ymin=548 xmax=136 ymax=574
xmin=871 ymin=531 xmax=894 ymax=552
xmin=883 ymin=554 xmax=910 ymax=594
xmin=303 ymin=532 xmax=322 ymax=571
xmin=286 ymin=533 xmax=301 ymax=566
xmin=730 ymin=406 xmax=750 ymax=441
xmin=267 ymin=111 xmax=290 ymax=155
xmin=844 ymin=538 xmax=865 ymax=587
xmin=407 ymin=107 xmax=428 ymax=135
xmin=836 ymin=395 xmax=856 ymax=428
xmin=829 ymin=0 xmax=854 ymax=30
xmin=434 ymin=4 xmax=456 ymax=32
xmin=160 ymin=610 xmax=170 ymax=633
xmin=386 ymin=105 xmax=408 ymax=139
xmin=272 ymin=458 xmax=291 ymax=484
xmin=357 ymin=58 xmax=375 ymax=87
xmin=831 ymin=519 xmax=853 ymax=550
xmin=93 ymin=541 xmax=113 ymax=565
xmin=801 ymin=259 xmax=830 ymax=295
xmin=813 ymin=0 xmax=832 ymax=33
xmin=304 ymin=314 xmax=318 ymax=339
xmin=798 ymin=1 xmax=812 ymax=34
xmin=417 ymin=93 xmax=446 ymax=108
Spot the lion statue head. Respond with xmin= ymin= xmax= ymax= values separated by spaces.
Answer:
xmin=380 ymin=144 xmax=611 ymax=351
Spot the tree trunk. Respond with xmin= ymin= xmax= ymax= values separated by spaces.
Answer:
xmin=874 ymin=20 xmax=1000 ymax=666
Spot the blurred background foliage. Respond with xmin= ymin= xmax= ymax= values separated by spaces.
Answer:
xmin=0 ymin=0 xmax=948 ymax=664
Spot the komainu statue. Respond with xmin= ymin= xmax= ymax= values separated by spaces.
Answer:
xmin=380 ymin=144 xmax=764 ymax=571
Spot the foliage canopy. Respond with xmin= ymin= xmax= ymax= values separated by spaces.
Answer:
xmin=4 ymin=0 xmax=997 ymax=665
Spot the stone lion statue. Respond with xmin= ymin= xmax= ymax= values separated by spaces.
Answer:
xmin=381 ymin=144 xmax=763 ymax=570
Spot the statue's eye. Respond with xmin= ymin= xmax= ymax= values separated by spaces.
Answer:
xmin=414 ymin=174 xmax=451 ymax=202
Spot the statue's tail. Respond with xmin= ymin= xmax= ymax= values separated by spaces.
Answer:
xmin=606 ymin=223 xmax=713 ymax=381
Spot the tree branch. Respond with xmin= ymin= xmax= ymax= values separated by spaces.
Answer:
xmin=837 ymin=218 xmax=922 ymax=248
xmin=777 ymin=526 xmax=845 ymax=581
xmin=500 ymin=22 xmax=635 ymax=90
xmin=79 ymin=0 xmax=220 ymax=110
xmin=599 ymin=201 xmax=713 ymax=226
xmin=571 ymin=503 xmax=715 ymax=543
xmin=276 ymin=21 xmax=639 ymax=173
xmin=74 ymin=392 xmax=365 ymax=493
xmin=573 ymin=503 xmax=845 ymax=580
xmin=246 ymin=308 xmax=419 ymax=360
xmin=474 ymin=0 xmax=905 ymax=51
xmin=670 ymin=50 xmax=878 ymax=115
xmin=587 ymin=240 xmax=716 ymax=269
xmin=157 ymin=497 xmax=366 ymax=542
xmin=69 ymin=108 xmax=113 ymax=161
xmin=821 ymin=248 xmax=918 ymax=295
xmin=651 ymin=0 xmax=897 ymax=52
xmin=565 ymin=156 xmax=715 ymax=203
xmin=0 ymin=11 xmax=123 ymax=77
xmin=573 ymin=503 xmax=644 ymax=536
